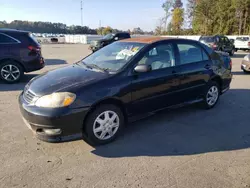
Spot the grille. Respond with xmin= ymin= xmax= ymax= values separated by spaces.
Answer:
xmin=23 ymin=89 xmax=36 ymax=104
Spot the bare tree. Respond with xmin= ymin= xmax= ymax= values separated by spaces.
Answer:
xmin=162 ymin=0 xmax=174 ymax=31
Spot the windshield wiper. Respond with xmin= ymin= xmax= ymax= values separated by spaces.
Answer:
xmin=75 ymin=61 xmax=93 ymax=70
xmin=87 ymin=64 xmax=110 ymax=73
xmin=75 ymin=61 xmax=111 ymax=73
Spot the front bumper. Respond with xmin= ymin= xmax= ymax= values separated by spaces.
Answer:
xmin=19 ymin=93 xmax=89 ymax=142
xmin=241 ymin=60 xmax=250 ymax=72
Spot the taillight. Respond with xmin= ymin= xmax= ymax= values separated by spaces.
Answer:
xmin=28 ymin=45 xmax=40 ymax=52
xmin=229 ymin=60 xmax=232 ymax=69
xmin=212 ymin=43 xmax=218 ymax=49
xmin=248 ymin=42 xmax=250 ymax=47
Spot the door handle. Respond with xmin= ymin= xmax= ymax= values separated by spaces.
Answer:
xmin=172 ymin=70 xmax=177 ymax=74
xmin=204 ymin=64 xmax=211 ymax=69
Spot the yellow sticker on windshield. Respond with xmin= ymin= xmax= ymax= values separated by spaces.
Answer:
xmin=132 ymin=47 xmax=139 ymax=52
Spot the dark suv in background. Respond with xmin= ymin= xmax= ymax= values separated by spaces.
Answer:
xmin=89 ymin=32 xmax=131 ymax=52
xmin=0 ymin=29 xmax=45 ymax=83
xmin=199 ymin=35 xmax=235 ymax=56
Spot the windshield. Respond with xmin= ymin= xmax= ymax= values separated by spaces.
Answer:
xmin=81 ymin=42 xmax=145 ymax=72
xmin=103 ymin=33 xmax=115 ymax=40
xmin=200 ymin=37 xmax=215 ymax=43
xmin=236 ymin=37 xmax=250 ymax=41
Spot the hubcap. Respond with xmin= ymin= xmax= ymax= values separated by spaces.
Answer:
xmin=93 ymin=111 xmax=120 ymax=140
xmin=206 ymin=86 xmax=219 ymax=106
xmin=1 ymin=64 xmax=20 ymax=81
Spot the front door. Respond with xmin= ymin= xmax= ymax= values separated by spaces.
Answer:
xmin=127 ymin=42 xmax=181 ymax=115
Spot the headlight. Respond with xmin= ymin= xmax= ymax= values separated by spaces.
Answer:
xmin=35 ymin=92 xmax=76 ymax=108
xmin=244 ymin=55 xmax=250 ymax=61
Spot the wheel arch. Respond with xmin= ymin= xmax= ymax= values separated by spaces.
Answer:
xmin=0 ymin=58 xmax=26 ymax=72
xmin=82 ymin=97 xmax=128 ymax=130
xmin=210 ymin=76 xmax=222 ymax=93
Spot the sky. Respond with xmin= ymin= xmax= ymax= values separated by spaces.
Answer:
xmin=0 ymin=0 xmax=187 ymax=31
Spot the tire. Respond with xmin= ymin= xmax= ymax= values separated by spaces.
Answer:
xmin=243 ymin=69 xmax=250 ymax=74
xmin=229 ymin=49 xmax=235 ymax=56
xmin=0 ymin=60 xmax=24 ymax=83
xmin=83 ymin=104 xmax=125 ymax=146
xmin=235 ymin=48 xmax=238 ymax=52
xmin=202 ymin=81 xmax=220 ymax=109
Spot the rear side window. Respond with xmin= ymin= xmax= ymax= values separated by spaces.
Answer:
xmin=28 ymin=33 xmax=40 ymax=46
xmin=0 ymin=33 xmax=19 ymax=44
xmin=10 ymin=33 xmax=40 ymax=46
xmin=177 ymin=44 xmax=204 ymax=65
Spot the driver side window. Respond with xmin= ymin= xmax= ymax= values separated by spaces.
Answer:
xmin=138 ymin=43 xmax=175 ymax=71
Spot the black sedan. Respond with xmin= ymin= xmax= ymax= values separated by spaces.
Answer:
xmin=19 ymin=37 xmax=232 ymax=145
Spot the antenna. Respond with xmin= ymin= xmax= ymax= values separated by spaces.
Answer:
xmin=81 ymin=1 xmax=83 ymax=26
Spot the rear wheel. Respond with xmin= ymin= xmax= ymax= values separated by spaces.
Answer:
xmin=83 ymin=104 xmax=125 ymax=146
xmin=0 ymin=60 xmax=23 ymax=83
xmin=202 ymin=81 xmax=220 ymax=109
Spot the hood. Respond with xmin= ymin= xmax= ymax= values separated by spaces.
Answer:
xmin=97 ymin=39 xmax=110 ymax=43
xmin=27 ymin=64 xmax=109 ymax=96
xmin=91 ymin=38 xmax=109 ymax=46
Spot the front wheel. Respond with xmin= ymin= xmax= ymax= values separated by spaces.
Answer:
xmin=202 ymin=81 xmax=220 ymax=109
xmin=83 ymin=104 xmax=125 ymax=146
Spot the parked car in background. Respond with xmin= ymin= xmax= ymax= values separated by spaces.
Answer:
xmin=0 ymin=29 xmax=45 ymax=83
xmin=19 ymin=37 xmax=232 ymax=145
xmin=229 ymin=39 xmax=235 ymax=44
xmin=241 ymin=54 xmax=250 ymax=73
xmin=199 ymin=35 xmax=235 ymax=56
xmin=89 ymin=32 xmax=131 ymax=52
xmin=234 ymin=37 xmax=250 ymax=52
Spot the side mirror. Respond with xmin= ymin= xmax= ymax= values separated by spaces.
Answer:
xmin=134 ymin=64 xmax=151 ymax=73
xmin=114 ymin=37 xmax=119 ymax=41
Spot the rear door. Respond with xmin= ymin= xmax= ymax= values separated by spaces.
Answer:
xmin=128 ymin=41 xmax=182 ymax=115
xmin=175 ymin=41 xmax=212 ymax=102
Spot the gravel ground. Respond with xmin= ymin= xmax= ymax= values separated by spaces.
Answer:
xmin=0 ymin=44 xmax=250 ymax=188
